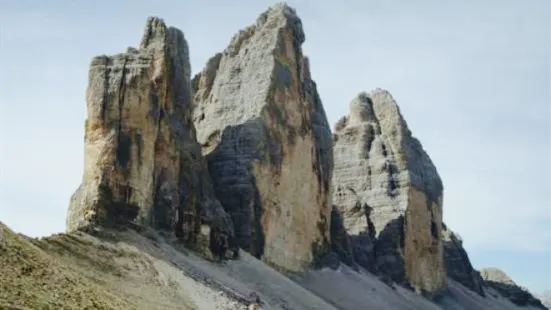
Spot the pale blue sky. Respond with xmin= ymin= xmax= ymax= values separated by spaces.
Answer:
xmin=0 ymin=0 xmax=549 ymax=294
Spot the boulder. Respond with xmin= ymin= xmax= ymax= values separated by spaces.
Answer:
xmin=332 ymin=90 xmax=445 ymax=294
xmin=192 ymin=3 xmax=333 ymax=272
xmin=67 ymin=17 xmax=233 ymax=258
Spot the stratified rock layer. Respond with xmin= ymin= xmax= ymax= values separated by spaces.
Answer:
xmin=332 ymin=90 xmax=445 ymax=294
xmin=442 ymin=223 xmax=485 ymax=296
xmin=192 ymin=3 xmax=333 ymax=271
xmin=481 ymin=268 xmax=547 ymax=309
xmin=67 ymin=17 xmax=233 ymax=258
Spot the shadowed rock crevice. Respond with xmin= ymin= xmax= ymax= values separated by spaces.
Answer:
xmin=202 ymin=120 xmax=267 ymax=257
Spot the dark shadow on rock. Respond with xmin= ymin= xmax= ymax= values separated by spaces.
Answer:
xmin=349 ymin=233 xmax=376 ymax=273
xmin=203 ymin=119 xmax=271 ymax=260
xmin=441 ymin=223 xmax=486 ymax=297
xmin=485 ymin=281 xmax=547 ymax=309
xmin=328 ymin=206 xmax=356 ymax=268
xmin=310 ymin=206 xmax=358 ymax=271
xmin=325 ymin=208 xmax=408 ymax=289
xmin=324 ymin=208 xmax=413 ymax=292
xmin=202 ymin=106 xmax=333 ymax=269
xmin=372 ymin=216 xmax=407 ymax=287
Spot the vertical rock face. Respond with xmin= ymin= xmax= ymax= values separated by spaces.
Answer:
xmin=67 ymin=17 xmax=233 ymax=258
xmin=192 ymin=3 xmax=333 ymax=271
xmin=332 ymin=89 xmax=445 ymax=294
xmin=442 ymin=223 xmax=485 ymax=296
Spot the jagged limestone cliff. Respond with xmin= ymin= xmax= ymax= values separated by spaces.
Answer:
xmin=67 ymin=17 xmax=233 ymax=258
xmin=332 ymin=89 xmax=446 ymax=294
xmin=192 ymin=3 xmax=333 ymax=272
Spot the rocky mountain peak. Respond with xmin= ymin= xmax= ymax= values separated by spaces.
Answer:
xmin=66 ymin=16 xmax=233 ymax=259
xmin=257 ymin=2 xmax=305 ymax=41
xmin=139 ymin=16 xmax=169 ymax=49
xmin=332 ymin=89 xmax=446 ymax=294
xmin=221 ymin=3 xmax=303 ymax=61
xmin=192 ymin=4 xmax=332 ymax=272
xmin=342 ymin=89 xmax=409 ymax=133
xmin=346 ymin=92 xmax=374 ymax=125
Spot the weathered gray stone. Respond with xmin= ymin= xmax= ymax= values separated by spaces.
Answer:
xmin=332 ymin=89 xmax=445 ymax=294
xmin=66 ymin=17 xmax=233 ymax=259
xmin=481 ymin=268 xmax=547 ymax=309
xmin=192 ymin=3 xmax=333 ymax=272
xmin=442 ymin=223 xmax=485 ymax=296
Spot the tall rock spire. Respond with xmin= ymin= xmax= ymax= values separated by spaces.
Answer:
xmin=66 ymin=17 xmax=233 ymax=259
xmin=192 ymin=3 xmax=333 ymax=272
xmin=332 ymin=89 xmax=446 ymax=294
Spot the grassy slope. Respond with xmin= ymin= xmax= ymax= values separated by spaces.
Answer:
xmin=0 ymin=223 xmax=136 ymax=310
xmin=0 ymin=222 xmax=244 ymax=310
xmin=1 ymin=220 xmax=539 ymax=310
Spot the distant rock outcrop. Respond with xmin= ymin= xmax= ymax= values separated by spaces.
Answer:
xmin=442 ymin=223 xmax=485 ymax=296
xmin=536 ymin=291 xmax=551 ymax=310
xmin=481 ymin=268 xmax=517 ymax=286
xmin=66 ymin=17 xmax=233 ymax=258
xmin=192 ymin=3 xmax=333 ymax=272
xmin=332 ymin=90 xmax=445 ymax=294
xmin=481 ymin=268 xmax=547 ymax=309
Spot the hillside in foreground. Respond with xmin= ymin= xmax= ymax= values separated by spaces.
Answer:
xmin=1 ymin=222 xmax=545 ymax=310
